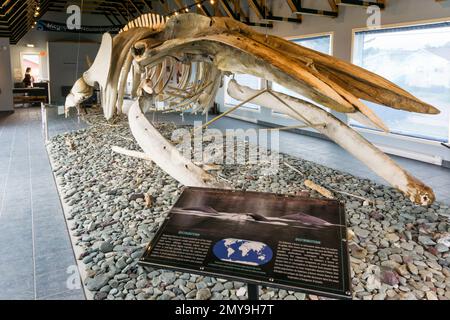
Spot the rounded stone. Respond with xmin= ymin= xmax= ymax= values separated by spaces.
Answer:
xmin=196 ymin=288 xmax=211 ymax=300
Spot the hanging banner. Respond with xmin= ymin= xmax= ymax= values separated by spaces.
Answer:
xmin=36 ymin=20 xmax=122 ymax=34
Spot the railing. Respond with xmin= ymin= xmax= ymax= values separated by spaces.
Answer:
xmin=41 ymin=102 xmax=49 ymax=143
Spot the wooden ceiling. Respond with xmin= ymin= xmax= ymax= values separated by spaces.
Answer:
xmin=1 ymin=0 xmax=51 ymax=44
xmin=1 ymin=0 xmax=386 ymax=44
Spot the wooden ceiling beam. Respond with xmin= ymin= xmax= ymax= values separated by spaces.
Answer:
xmin=173 ymin=0 xmax=187 ymax=13
xmin=248 ymin=0 xmax=265 ymax=19
xmin=211 ymin=0 xmax=223 ymax=17
xmin=196 ymin=3 xmax=211 ymax=17
xmin=158 ymin=0 xmax=170 ymax=15
xmin=292 ymin=0 xmax=338 ymax=17
xmin=334 ymin=0 xmax=385 ymax=9
xmin=328 ymin=0 xmax=338 ymax=11
xmin=285 ymin=0 xmax=302 ymax=22
xmin=219 ymin=0 xmax=237 ymax=19
xmin=126 ymin=0 xmax=143 ymax=15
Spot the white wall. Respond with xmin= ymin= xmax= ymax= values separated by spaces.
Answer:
xmin=10 ymin=11 xmax=106 ymax=82
xmin=48 ymin=41 xmax=100 ymax=104
xmin=0 ymin=38 xmax=13 ymax=112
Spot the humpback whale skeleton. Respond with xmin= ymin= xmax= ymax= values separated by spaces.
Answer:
xmin=65 ymin=13 xmax=440 ymax=206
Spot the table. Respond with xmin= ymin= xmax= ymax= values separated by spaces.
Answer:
xmin=13 ymin=87 xmax=49 ymax=106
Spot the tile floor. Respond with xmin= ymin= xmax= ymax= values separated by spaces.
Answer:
xmin=0 ymin=107 xmax=85 ymax=300
xmin=0 ymin=107 xmax=448 ymax=300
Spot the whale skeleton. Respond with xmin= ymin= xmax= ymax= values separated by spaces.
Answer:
xmin=65 ymin=13 xmax=440 ymax=206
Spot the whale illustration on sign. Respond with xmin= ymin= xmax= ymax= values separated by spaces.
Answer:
xmin=213 ymin=238 xmax=273 ymax=266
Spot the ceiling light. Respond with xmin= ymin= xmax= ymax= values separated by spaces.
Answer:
xmin=27 ymin=44 xmax=35 ymax=48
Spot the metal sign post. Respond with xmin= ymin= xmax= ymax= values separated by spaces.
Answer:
xmin=247 ymin=284 xmax=260 ymax=301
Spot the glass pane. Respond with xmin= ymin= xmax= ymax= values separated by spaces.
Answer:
xmin=351 ymin=24 xmax=450 ymax=142
xmin=292 ymin=36 xmax=332 ymax=54
xmin=224 ymin=74 xmax=260 ymax=110
xmin=272 ymin=35 xmax=332 ymax=114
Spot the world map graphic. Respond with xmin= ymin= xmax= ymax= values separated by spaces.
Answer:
xmin=213 ymin=238 xmax=273 ymax=266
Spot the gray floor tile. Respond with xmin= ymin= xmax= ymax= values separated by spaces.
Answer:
xmin=40 ymin=289 xmax=85 ymax=300
xmin=0 ymin=108 xmax=84 ymax=300
xmin=34 ymin=217 xmax=69 ymax=237
xmin=0 ymin=240 xmax=33 ymax=261
xmin=0 ymin=277 xmax=35 ymax=300
xmin=34 ymin=239 xmax=72 ymax=260
xmin=0 ymin=255 xmax=34 ymax=282
xmin=35 ymin=268 xmax=75 ymax=299
xmin=33 ymin=213 xmax=66 ymax=230
xmin=35 ymin=248 xmax=78 ymax=277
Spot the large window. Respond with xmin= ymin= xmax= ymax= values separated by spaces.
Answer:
xmin=272 ymin=34 xmax=333 ymax=113
xmin=21 ymin=53 xmax=42 ymax=82
xmin=352 ymin=22 xmax=450 ymax=142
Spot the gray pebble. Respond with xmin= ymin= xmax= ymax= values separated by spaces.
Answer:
xmin=196 ymin=288 xmax=212 ymax=300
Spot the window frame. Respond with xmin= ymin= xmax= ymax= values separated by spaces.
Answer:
xmin=350 ymin=17 xmax=450 ymax=144
xmin=351 ymin=16 xmax=450 ymax=61
xmin=285 ymin=31 xmax=335 ymax=56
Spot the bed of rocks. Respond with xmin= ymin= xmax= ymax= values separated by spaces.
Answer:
xmin=47 ymin=111 xmax=450 ymax=300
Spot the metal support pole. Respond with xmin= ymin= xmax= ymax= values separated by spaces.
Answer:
xmin=41 ymin=103 xmax=49 ymax=143
xmin=247 ymin=284 xmax=259 ymax=300
xmin=77 ymin=106 xmax=81 ymax=124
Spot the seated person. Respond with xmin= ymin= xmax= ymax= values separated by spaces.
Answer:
xmin=23 ymin=68 xmax=35 ymax=88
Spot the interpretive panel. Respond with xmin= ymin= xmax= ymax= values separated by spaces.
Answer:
xmin=140 ymin=187 xmax=351 ymax=299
